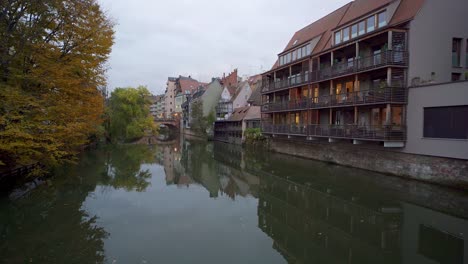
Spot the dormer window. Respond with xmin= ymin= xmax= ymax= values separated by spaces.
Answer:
xmin=335 ymin=31 xmax=342 ymax=45
xmin=378 ymin=11 xmax=387 ymax=28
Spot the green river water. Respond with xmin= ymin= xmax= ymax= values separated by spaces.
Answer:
xmin=1 ymin=139 xmax=467 ymax=264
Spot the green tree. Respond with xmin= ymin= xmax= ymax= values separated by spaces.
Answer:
xmin=107 ymin=86 xmax=157 ymax=143
xmin=0 ymin=0 xmax=114 ymax=175
xmin=190 ymin=100 xmax=206 ymax=136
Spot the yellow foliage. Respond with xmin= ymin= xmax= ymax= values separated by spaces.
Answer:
xmin=0 ymin=0 xmax=114 ymax=174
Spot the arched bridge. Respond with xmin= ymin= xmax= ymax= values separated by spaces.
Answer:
xmin=154 ymin=118 xmax=180 ymax=129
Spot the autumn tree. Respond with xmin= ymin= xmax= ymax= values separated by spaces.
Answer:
xmin=0 ymin=0 xmax=114 ymax=175
xmin=107 ymin=86 xmax=157 ymax=143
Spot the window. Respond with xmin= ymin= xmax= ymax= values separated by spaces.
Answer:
xmin=452 ymin=38 xmax=462 ymax=67
xmin=335 ymin=31 xmax=341 ymax=45
xmin=292 ymin=50 xmax=297 ymax=61
xmin=286 ymin=53 xmax=291 ymax=64
xmin=378 ymin=11 xmax=387 ymax=28
xmin=452 ymin=73 xmax=461 ymax=81
xmin=351 ymin=24 xmax=358 ymax=38
xmin=367 ymin=16 xmax=375 ymax=32
xmin=306 ymin=44 xmax=312 ymax=55
xmin=297 ymin=48 xmax=302 ymax=59
xmin=424 ymin=106 xmax=468 ymax=139
xmin=358 ymin=21 xmax=366 ymax=36
xmin=343 ymin=27 xmax=350 ymax=42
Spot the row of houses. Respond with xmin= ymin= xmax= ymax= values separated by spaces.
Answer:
xmin=259 ymin=0 xmax=468 ymax=164
xmin=148 ymin=69 xmax=263 ymax=143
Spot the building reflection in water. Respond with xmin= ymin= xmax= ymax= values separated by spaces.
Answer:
xmin=155 ymin=139 xmax=260 ymax=200
xmin=154 ymin=139 xmax=467 ymax=264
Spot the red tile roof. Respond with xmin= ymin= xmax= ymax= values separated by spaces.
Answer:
xmin=281 ymin=3 xmax=352 ymax=54
xmin=337 ymin=0 xmax=394 ymax=28
xmin=178 ymin=77 xmax=200 ymax=94
xmin=390 ymin=0 xmax=425 ymax=26
xmin=269 ymin=0 xmax=426 ymax=71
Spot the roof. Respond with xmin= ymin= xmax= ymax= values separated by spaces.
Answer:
xmin=281 ymin=3 xmax=352 ymax=54
xmin=269 ymin=0 xmax=425 ymax=71
xmin=226 ymin=85 xmax=238 ymax=96
xmin=177 ymin=76 xmax=201 ymax=94
xmin=247 ymin=85 xmax=262 ymax=106
xmin=230 ymin=81 xmax=248 ymax=102
xmin=337 ymin=0 xmax=394 ymax=28
xmin=227 ymin=106 xmax=250 ymax=122
xmin=247 ymin=74 xmax=262 ymax=85
xmin=389 ymin=0 xmax=425 ymax=26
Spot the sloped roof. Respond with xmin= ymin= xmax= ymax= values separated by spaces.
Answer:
xmin=337 ymin=0 xmax=394 ymax=28
xmin=178 ymin=76 xmax=201 ymax=94
xmin=390 ymin=0 xmax=425 ymax=26
xmin=247 ymin=85 xmax=262 ymax=106
xmin=281 ymin=3 xmax=352 ymax=54
xmin=228 ymin=106 xmax=250 ymax=122
xmin=269 ymin=0 xmax=426 ymax=71
xmin=226 ymin=85 xmax=238 ymax=96
xmin=248 ymin=74 xmax=262 ymax=85
xmin=230 ymin=81 xmax=248 ymax=103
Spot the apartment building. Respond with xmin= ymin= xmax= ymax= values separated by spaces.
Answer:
xmin=261 ymin=0 xmax=468 ymax=160
xmin=165 ymin=77 xmax=177 ymax=118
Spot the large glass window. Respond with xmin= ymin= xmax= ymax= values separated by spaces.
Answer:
xmin=452 ymin=38 xmax=461 ymax=67
xmin=306 ymin=44 xmax=311 ymax=55
xmin=292 ymin=50 xmax=297 ymax=61
xmin=286 ymin=53 xmax=291 ymax=64
xmin=335 ymin=31 xmax=341 ymax=45
xmin=358 ymin=21 xmax=365 ymax=36
xmin=378 ymin=11 xmax=387 ymax=28
xmin=351 ymin=24 xmax=358 ymax=38
xmin=424 ymin=106 xmax=468 ymax=139
xmin=343 ymin=27 xmax=350 ymax=42
xmin=297 ymin=48 xmax=302 ymax=59
xmin=367 ymin=16 xmax=375 ymax=32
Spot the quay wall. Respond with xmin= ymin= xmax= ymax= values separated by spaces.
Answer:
xmin=269 ymin=138 xmax=468 ymax=190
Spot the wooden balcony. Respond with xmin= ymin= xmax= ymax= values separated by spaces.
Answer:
xmin=311 ymin=51 xmax=408 ymax=83
xmin=262 ymin=87 xmax=407 ymax=113
xmin=262 ymin=124 xmax=406 ymax=141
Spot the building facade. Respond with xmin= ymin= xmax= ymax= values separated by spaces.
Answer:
xmin=165 ymin=77 xmax=177 ymax=118
xmin=261 ymin=0 xmax=468 ymax=161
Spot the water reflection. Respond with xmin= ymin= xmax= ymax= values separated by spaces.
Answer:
xmin=0 ymin=140 xmax=467 ymax=263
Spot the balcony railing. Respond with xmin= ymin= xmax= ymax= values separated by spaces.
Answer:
xmin=262 ymin=124 xmax=406 ymax=141
xmin=311 ymin=50 xmax=408 ymax=82
xmin=262 ymin=87 xmax=406 ymax=113
xmin=262 ymin=72 xmax=310 ymax=93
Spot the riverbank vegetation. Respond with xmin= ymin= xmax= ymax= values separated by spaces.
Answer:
xmin=0 ymin=0 xmax=114 ymax=176
xmin=106 ymin=86 xmax=157 ymax=143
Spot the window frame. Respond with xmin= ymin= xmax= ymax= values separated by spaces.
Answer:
xmin=351 ymin=24 xmax=358 ymax=39
xmin=342 ymin=27 xmax=350 ymax=42
xmin=377 ymin=11 xmax=387 ymax=28
xmin=358 ymin=21 xmax=366 ymax=36
xmin=335 ymin=31 xmax=342 ymax=45
xmin=367 ymin=16 xmax=375 ymax=33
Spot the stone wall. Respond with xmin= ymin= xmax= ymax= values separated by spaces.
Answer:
xmin=269 ymin=138 xmax=468 ymax=189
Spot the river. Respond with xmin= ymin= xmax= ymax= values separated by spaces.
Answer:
xmin=1 ymin=139 xmax=467 ymax=264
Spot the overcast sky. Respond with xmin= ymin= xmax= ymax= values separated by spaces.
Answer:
xmin=98 ymin=0 xmax=349 ymax=95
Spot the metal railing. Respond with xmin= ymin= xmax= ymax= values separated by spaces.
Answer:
xmin=262 ymin=72 xmax=310 ymax=93
xmin=262 ymin=87 xmax=406 ymax=113
xmin=311 ymin=50 xmax=408 ymax=82
xmin=262 ymin=124 xmax=406 ymax=141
